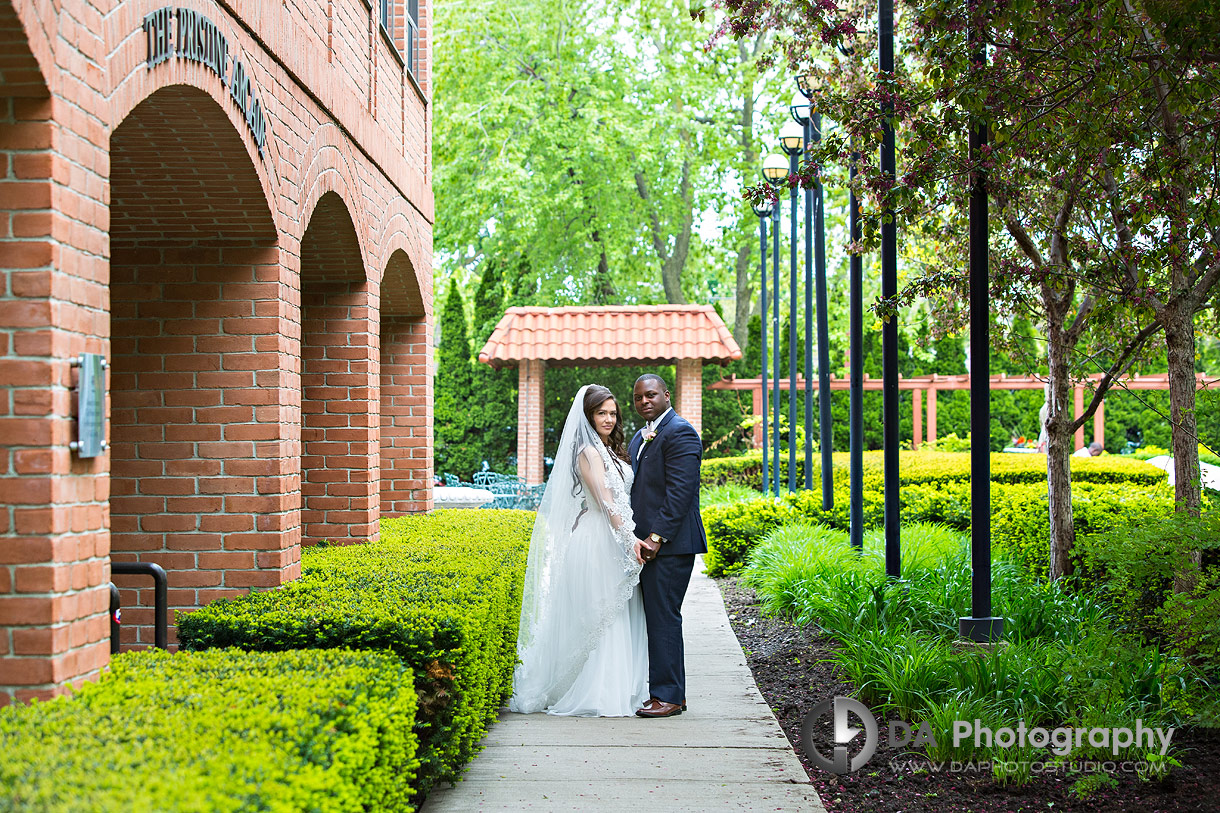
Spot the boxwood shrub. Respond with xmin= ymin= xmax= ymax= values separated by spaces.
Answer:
xmin=176 ymin=509 xmax=534 ymax=799
xmin=703 ymin=473 xmax=1179 ymax=581
xmin=701 ymin=449 xmax=1167 ymax=490
xmin=0 ymin=648 xmax=417 ymax=812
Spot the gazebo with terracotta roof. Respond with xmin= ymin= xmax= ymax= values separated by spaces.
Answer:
xmin=478 ymin=305 xmax=743 ymax=484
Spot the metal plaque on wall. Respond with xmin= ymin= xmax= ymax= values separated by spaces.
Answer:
xmin=72 ymin=353 xmax=107 ymax=458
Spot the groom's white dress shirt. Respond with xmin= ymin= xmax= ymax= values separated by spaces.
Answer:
xmin=636 ymin=407 xmax=673 ymax=461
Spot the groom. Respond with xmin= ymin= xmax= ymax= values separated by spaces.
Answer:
xmin=628 ymin=373 xmax=707 ymax=719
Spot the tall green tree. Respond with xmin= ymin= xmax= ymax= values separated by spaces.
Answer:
xmin=434 ymin=280 xmax=481 ymax=477
xmin=469 ymin=259 xmax=518 ymax=472
xmin=434 ymin=0 xmax=789 ymax=342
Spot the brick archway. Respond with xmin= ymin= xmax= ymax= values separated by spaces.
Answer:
xmin=299 ymin=191 xmax=377 ymax=546
xmin=380 ymin=248 xmax=431 ymax=515
xmin=108 ymin=84 xmax=291 ymax=649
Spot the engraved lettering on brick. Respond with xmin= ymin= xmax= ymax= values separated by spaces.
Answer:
xmin=143 ymin=7 xmax=268 ymax=158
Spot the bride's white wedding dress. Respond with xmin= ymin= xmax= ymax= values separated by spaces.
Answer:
xmin=508 ymin=387 xmax=649 ymax=717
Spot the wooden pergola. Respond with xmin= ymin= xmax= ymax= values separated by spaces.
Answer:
xmin=711 ymin=372 xmax=1217 ymax=451
xmin=479 ymin=305 xmax=742 ymax=484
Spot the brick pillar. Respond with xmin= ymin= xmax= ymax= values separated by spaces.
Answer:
xmin=300 ymin=282 xmax=378 ymax=545
xmin=1 ymin=92 xmax=110 ymax=704
xmin=675 ymin=359 xmax=703 ymax=434
xmin=518 ymin=359 xmax=545 ymax=485
xmin=927 ymin=384 xmax=938 ymax=446
xmin=912 ymin=388 xmax=922 ymax=450
xmin=751 ymin=386 xmax=762 ymax=448
xmin=380 ymin=315 xmax=433 ymax=514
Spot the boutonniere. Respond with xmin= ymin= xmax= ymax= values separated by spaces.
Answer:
xmin=642 ymin=429 xmax=657 ymax=444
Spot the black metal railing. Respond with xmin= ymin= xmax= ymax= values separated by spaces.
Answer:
xmin=108 ymin=583 xmax=121 ymax=655
xmin=109 ymin=562 xmax=169 ymax=652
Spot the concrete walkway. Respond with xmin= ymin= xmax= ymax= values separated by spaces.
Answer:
xmin=421 ymin=556 xmax=827 ymax=813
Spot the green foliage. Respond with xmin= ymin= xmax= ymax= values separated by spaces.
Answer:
xmin=700 ymin=483 xmax=767 ymax=507
xmin=1137 ymin=751 xmax=1184 ymax=783
xmin=739 ymin=519 xmax=1209 ymax=781
xmin=990 ymin=748 xmax=1036 ymax=788
xmin=1088 ymin=511 xmax=1220 ymax=673
xmin=433 ymin=0 xmax=783 ymax=311
xmin=700 ymin=449 xmax=1171 ymax=577
xmin=1070 ymin=772 xmax=1119 ymax=799
xmin=921 ymin=432 xmax=971 ymax=452
xmin=741 ymin=522 xmax=1105 ymax=644
xmin=0 ymin=648 xmax=417 ymax=812
xmin=699 ymin=449 xmax=1166 ymax=491
xmin=176 ymin=510 xmax=534 ymax=797
xmin=468 ymin=259 xmax=518 ymax=473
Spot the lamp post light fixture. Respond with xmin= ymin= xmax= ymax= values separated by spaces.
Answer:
xmin=761 ymin=152 xmax=789 ymax=184
xmin=795 ymin=72 xmax=815 ymax=100
xmin=791 ymin=88 xmax=833 ymax=509
xmin=752 ymin=199 xmax=774 ymax=496
xmin=779 ymin=121 xmax=803 ymax=493
xmin=762 ymin=154 xmax=787 ymax=496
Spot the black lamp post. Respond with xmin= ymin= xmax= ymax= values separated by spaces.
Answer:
xmin=879 ymin=0 xmax=900 ymax=579
xmin=753 ymin=199 xmax=774 ymax=495
xmin=849 ymin=146 xmax=864 ymax=551
xmin=780 ymin=121 xmax=803 ymax=493
xmin=960 ymin=0 xmax=1004 ymax=643
xmin=762 ymin=153 xmax=788 ymax=497
xmin=792 ymin=78 xmax=833 ymax=509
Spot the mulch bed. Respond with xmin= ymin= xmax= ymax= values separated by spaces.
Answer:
xmin=716 ymin=575 xmax=1219 ymax=813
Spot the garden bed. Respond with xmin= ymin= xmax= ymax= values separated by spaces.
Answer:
xmin=719 ymin=575 xmax=1220 ymax=813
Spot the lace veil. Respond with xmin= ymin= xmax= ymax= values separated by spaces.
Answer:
xmin=508 ymin=385 xmax=642 ymax=713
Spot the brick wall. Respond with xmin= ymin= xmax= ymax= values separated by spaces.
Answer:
xmin=108 ymin=243 xmax=302 ymax=647
xmin=0 ymin=0 xmax=434 ymax=703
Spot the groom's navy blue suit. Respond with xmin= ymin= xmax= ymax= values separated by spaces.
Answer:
xmin=628 ymin=409 xmax=707 ymax=707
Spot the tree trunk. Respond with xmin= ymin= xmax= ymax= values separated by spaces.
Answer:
xmin=732 ymin=242 xmax=753 ymax=349
xmin=1162 ymin=299 xmax=1204 ymax=589
xmin=1044 ymin=290 xmax=1077 ymax=581
xmin=731 ymin=47 xmax=758 ymax=350
xmin=590 ymin=229 xmax=616 ymax=305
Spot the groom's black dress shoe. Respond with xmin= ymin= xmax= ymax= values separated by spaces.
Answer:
xmin=636 ymin=698 xmax=685 ymax=718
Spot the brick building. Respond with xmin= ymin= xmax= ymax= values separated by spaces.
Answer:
xmin=0 ymin=0 xmax=434 ymax=704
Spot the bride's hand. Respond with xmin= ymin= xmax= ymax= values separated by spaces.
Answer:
xmin=632 ymin=539 xmax=646 ymax=565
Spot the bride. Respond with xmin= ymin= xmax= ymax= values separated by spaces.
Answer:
xmin=508 ymin=384 xmax=649 ymax=717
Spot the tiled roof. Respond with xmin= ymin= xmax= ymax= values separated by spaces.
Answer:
xmin=477 ymin=305 xmax=743 ymax=369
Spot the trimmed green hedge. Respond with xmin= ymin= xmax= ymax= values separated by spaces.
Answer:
xmin=0 ymin=648 xmax=417 ymax=812
xmin=703 ymin=478 xmax=1180 ymax=580
xmin=701 ymin=449 xmax=1168 ymax=490
xmin=176 ymin=509 xmax=534 ymax=799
